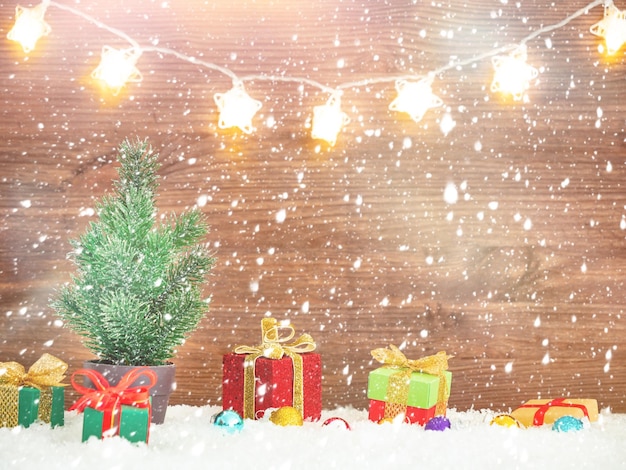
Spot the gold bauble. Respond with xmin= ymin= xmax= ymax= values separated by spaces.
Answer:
xmin=490 ymin=414 xmax=521 ymax=428
xmin=269 ymin=406 xmax=304 ymax=426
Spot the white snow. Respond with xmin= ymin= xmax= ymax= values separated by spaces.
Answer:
xmin=1 ymin=406 xmax=626 ymax=469
xmin=275 ymin=209 xmax=287 ymax=223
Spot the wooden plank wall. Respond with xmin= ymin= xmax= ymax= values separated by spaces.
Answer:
xmin=1 ymin=0 xmax=626 ymax=413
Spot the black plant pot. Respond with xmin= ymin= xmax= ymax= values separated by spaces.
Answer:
xmin=81 ymin=360 xmax=176 ymax=425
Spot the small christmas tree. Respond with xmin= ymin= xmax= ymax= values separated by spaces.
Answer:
xmin=52 ymin=138 xmax=215 ymax=366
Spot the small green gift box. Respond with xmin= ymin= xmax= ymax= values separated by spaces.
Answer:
xmin=82 ymin=405 xmax=150 ymax=443
xmin=368 ymin=367 xmax=452 ymax=410
xmin=0 ymin=354 xmax=67 ymax=428
xmin=368 ymin=345 xmax=452 ymax=415
xmin=71 ymin=368 xmax=156 ymax=444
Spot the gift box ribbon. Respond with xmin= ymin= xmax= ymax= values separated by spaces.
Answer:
xmin=234 ymin=317 xmax=316 ymax=419
xmin=0 ymin=354 xmax=68 ymax=426
xmin=517 ymin=398 xmax=590 ymax=426
xmin=371 ymin=345 xmax=452 ymax=416
xmin=70 ymin=368 xmax=157 ymax=437
xmin=0 ymin=353 xmax=68 ymax=388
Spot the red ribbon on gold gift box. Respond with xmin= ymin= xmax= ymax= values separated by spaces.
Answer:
xmin=511 ymin=397 xmax=598 ymax=427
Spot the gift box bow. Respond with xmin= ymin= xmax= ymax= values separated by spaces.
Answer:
xmin=70 ymin=368 xmax=157 ymax=413
xmin=233 ymin=317 xmax=316 ymax=419
xmin=234 ymin=317 xmax=316 ymax=359
xmin=371 ymin=345 xmax=452 ymax=416
xmin=70 ymin=367 xmax=157 ymax=437
xmin=0 ymin=353 xmax=68 ymax=388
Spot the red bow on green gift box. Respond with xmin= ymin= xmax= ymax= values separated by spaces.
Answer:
xmin=70 ymin=368 xmax=157 ymax=438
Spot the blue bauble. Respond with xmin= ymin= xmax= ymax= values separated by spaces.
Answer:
xmin=212 ymin=410 xmax=244 ymax=434
xmin=552 ymin=415 xmax=584 ymax=432
xmin=424 ymin=416 xmax=451 ymax=431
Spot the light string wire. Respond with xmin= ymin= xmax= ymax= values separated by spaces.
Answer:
xmin=46 ymin=0 xmax=140 ymax=51
xmin=46 ymin=0 xmax=606 ymax=88
xmin=7 ymin=0 xmax=621 ymax=145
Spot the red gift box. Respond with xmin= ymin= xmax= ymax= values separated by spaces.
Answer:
xmin=368 ymin=398 xmax=437 ymax=425
xmin=222 ymin=317 xmax=322 ymax=421
xmin=223 ymin=352 xmax=322 ymax=421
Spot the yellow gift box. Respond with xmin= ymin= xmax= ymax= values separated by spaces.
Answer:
xmin=510 ymin=398 xmax=598 ymax=427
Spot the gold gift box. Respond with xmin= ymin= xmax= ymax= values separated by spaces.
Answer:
xmin=510 ymin=398 xmax=598 ymax=427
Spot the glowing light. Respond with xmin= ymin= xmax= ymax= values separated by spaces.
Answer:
xmin=7 ymin=2 xmax=51 ymax=53
xmin=490 ymin=46 xmax=538 ymax=101
xmin=214 ymin=84 xmax=262 ymax=134
xmin=311 ymin=92 xmax=350 ymax=146
xmin=590 ymin=1 xmax=626 ymax=55
xmin=2 ymin=0 xmax=620 ymax=148
xmin=388 ymin=78 xmax=442 ymax=123
xmin=91 ymin=46 xmax=142 ymax=95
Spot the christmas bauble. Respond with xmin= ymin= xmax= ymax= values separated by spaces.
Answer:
xmin=322 ymin=417 xmax=352 ymax=430
xmin=269 ymin=406 xmax=304 ymax=426
xmin=212 ymin=410 xmax=244 ymax=433
xmin=424 ymin=416 xmax=451 ymax=431
xmin=552 ymin=415 xmax=583 ymax=432
xmin=490 ymin=414 xmax=521 ymax=428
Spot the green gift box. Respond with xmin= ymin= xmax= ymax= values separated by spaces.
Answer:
xmin=368 ymin=346 xmax=453 ymax=416
xmin=367 ymin=367 xmax=452 ymax=409
xmin=82 ymin=404 xmax=150 ymax=444
xmin=0 ymin=354 xmax=68 ymax=428
xmin=70 ymin=367 xmax=155 ymax=444
xmin=0 ymin=385 xmax=65 ymax=428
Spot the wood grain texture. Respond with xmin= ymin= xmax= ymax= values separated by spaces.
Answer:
xmin=1 ymin=0 xmax=626 ymax=413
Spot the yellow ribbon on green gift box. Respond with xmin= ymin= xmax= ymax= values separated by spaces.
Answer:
xmin=371 ymin=345 xmax=452 ymax=417
xmin=234 ymin=317 xmax=316 ymax=419
xmin=0 ymin=353 xmax=68 ymax=426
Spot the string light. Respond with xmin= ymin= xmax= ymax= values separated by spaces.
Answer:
xmin=5 ymin=0 xmax=618 ymax=145
xmin=388 ymin=77 xmax=443 ymax=123
xmin=213 ymin=84 xmax=263 ymax=134
xmin=91 ymin=47 xmax=142 ymax=95
xmin=6 ymin=1 xmax=50 ymax=53
xmin=311 ymin=92 xmax=350 ymax=146
xmin=490 ymin=46 xmax=539 ymax=102
xmin=590 ymin=0 xmax=626 ymax=55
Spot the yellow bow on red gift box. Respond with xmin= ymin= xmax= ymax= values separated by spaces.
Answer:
xmin=0 ymin=353 xmax=68 ymax=388
xmin=234 ymin=317 xmax=316 ymax=359
xmin=234 ymin=317 xmax=316 ymax=419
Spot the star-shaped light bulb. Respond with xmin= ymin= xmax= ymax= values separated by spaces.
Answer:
xmin=388 ymin=78 xmax=443 ymax=123
xmin=311 ymin=92 xmax=350 ymax=146
xmin=490 ymin=46 xmax=538 ymax=101
xmin=91 ymin=46 xmax=143 ymax=95
xmin=590 ymin=2 xmax=626 ymax=56
xmin=214 ymin=84 xmax=262 ymax=134
xmin=7 ymin=2 xmax=51 ymax=53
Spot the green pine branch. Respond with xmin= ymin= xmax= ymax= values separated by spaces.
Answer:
xmin=51 ymin=138 xmax=215 ymax=366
